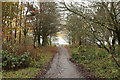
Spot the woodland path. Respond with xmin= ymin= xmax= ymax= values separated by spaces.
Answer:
xmin=43 ymin=47 xmax=85 ymax=78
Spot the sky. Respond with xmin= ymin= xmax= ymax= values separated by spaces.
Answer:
xmin=53 ymin=37 xmax=69 ymax=45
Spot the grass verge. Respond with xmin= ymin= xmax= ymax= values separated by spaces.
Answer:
xmin=70 ymin=45 xmax=120 ymax=78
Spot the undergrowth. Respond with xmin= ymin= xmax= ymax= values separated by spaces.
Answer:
xmin=2 ymin=40 xmax=57 ymax=78
xmin=70 ymin=45 xmax=120 ymax=78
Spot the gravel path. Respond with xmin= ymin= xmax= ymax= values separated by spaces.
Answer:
xmin=43 ymin=47 xmax=85 ymax=78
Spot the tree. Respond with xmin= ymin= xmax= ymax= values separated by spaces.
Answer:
xmin=33 ymin=2 xmax=60 ymax=47
xmin=62 ymin=1 xmax=120 ymax=67
xmin=66 ymin=13 xmax=87 ymax=45
xmin=2 ymin=2 xmax=19 ymax=43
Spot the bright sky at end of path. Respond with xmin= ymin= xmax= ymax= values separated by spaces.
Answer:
xmin=53 ymin=32 xmax=69 ymax=45
xmin=57 ymin=37 xmax=69 ymax=45
xmin=53 ymin=37 xmax=69 ymax=45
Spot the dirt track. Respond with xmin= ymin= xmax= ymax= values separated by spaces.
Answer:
xmin=43 ymin=47 xmax=85 ymax=78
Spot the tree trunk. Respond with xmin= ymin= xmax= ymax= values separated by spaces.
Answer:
xmin=111 ymin=54 xmax=120 ymax=68
xmin=10 ymin=29 xmax=13 ymax=44
xmin=19 ymin=30 xmax=21 ymax=43
xmin=109 ymin=46 xmax=120 ymax=68
xmin=49 ymin=36 xmax=52 ymax=46
xmin=14 ymin=29 xmax=17 ymax=43
xmin=24 ymin=35 xmax=26 ymax=45
xmin=6 ymin=36 xmax=9 ymax=42
xmin=79 ymin=38 xmax=82 ymax=45
xmin=42 ymin=35 xmax=48 ymax=46
xmin=33 ymin=35 xmax=36 ymax=48
xmin=19 ymin=3 xmax=22 ymax=44
xmin=23 ymin=28 xmax=28 ymax=44
xmin=38 ymin=35 xmax=41 ymax=47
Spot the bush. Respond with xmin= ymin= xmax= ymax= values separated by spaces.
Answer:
xmin=1 ymin=50 xmax=31 ymax=70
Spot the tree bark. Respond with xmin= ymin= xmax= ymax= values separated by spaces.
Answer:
xmin=79 ymin=39 xmax=82 ymax=45
xmin=19 ymin=30 xmax=21 ymax=43
xmin=33 ymin=35 xmax=36 ymax=48
xmin=42 ymin=35 xmax=48 ymax=46
xmin=38 ymin=35 xmax=41 ymax=47
xmin=14 ymin=29 xmax=17 ymax=43
xmin=110 ymin=52 xmax=120 ymax=68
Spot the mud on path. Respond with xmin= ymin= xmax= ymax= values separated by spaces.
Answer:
xmin=43 ymin=47 xmax=85 ymax=78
